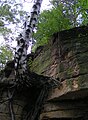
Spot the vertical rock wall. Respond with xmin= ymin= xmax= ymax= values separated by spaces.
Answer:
xmin=30 ymin=26 xmax=88 ymax=83
xmin=30 ymin=33 xmax=60 ymax=79
xmin=30 ymin=26 xmax=88 ymax=120
xmin=0 ymin=88 xmax=26 ymax=120
xmin=0 ymin=25 xmax=88 ymax=120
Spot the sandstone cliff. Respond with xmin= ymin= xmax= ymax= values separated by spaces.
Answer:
xmin=0 ymin=25 xmax=88 ymax=120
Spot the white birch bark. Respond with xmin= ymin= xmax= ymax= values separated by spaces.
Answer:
xmin=15 ymin=0 xmax=43 ymax=80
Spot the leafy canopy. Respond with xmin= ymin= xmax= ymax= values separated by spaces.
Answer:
xmin=0 ymin=45 xmax=13 ymax=70
xmin=0 ymin=0 xmax=27 ymax=35
xmin=0 ymin=0 xmax=28 ymax=69
xmin=33 ymin=0 xmax=88 ymax=49
xmin=34 ymin=5 xmax=70 ymax=46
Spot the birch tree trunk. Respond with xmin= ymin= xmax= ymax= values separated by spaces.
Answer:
xmin=15 ymin=0 xmax=43 ymax=81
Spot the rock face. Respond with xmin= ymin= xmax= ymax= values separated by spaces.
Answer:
xmin=0 ymin=25 xmax=88 ymax=120
xmin=30 ymin=26 xmax=88 ymax=120
xmin=31 ymin=26 xmax=88 ymax=80
xmin=0 ymin=87 xmax=30 ymax=120
xmin=30 ymin=33 xmax=59 ymax=79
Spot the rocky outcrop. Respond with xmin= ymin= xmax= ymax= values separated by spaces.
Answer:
xmin=0 ymin=25 xmax=88 ymax=120
xmin=30 ymin=33 xmax=59 ymax=79
xmin=30 ymin=25 xmax=88 ymax=120
xmin=0 ymin=60 xmax=59 ymax=120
